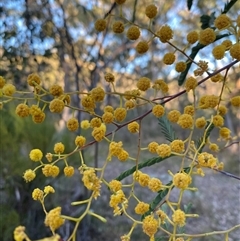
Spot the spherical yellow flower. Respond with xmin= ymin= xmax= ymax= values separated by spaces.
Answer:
xmin=104 ymin=105 xmax=114 ymax=113
xmin=109 ymin=141 xmax=123 ymax=157
xmin=44 ymin=185 xmax=55 ymax=194
xmin=173 ymin=173 xmax=191 ymax=189
xmin=212 ymin=45 xmax=226 ymax=59
xmin=27 ymin=73 xmax=41 ymax=86
xmin=229 ymin=43 xmax=240 ymax=60
xmin=199 ymin=95 xmax=219 ymax=109
xmin=81 ymin=95 xmax=96 ymax=110
xmin=185 ymin=76 xmax=197 ymax=92
xmin=90 ymin=117 xmax=102 ymax=128
xmin=104 ymin=73 xmax=115 ymax=83
xmin=80 ymin=120 xmax=90 ymax=129
xmin=209 ymin=143 xmax=219 ymax=152
xmin=49 ymin=84 xmax=63 ymax=97
xmin=117 ymin=149 xmax=129 ymax=161
xmin=135 ymin=202 xmax=150 ymax=215
xmin=49 ymin=99 xmax=65 ymax=113
xmin=128 ymin=121 xmax=139 ymax=133
xmin=109 ymin=180 xmax=122 ymax=192
xmin=75 ymin=135 xmax=86 ymax=147
xmin=199 ymin=28 xmax=216 ymax=45
xmin=90 ymin=86 xmax=105 ymax=102
xmin=175 ymin=61 xmax=187 ymax=72
xmin=156 ymin=144 xmax=171 ymax=158
xmin=163 ymin=52 xmax=175 ymax=65
xmin=198 ymin=152 xmax=217 ymax=168
xmin=92 ymin=123 xmax=106 ymax=141
xmin=94 ymin=19 xmax=107 ymax=32
xmin=213 ymin=114 xmax=224 ymax=127
xmin=214 ymin=14 xmax=231 ymax=30
xmin=157 ymin=25 xmax=173 ymax=43
xmin=218 ymin=105 xmax=228 ymax=116
xmin=64 ymin=166 xmax=75 ymax=177
xmin=167 ymin=110 xmax=181 ymax=123
xmin=138 ymin=173 xmax=150 ymax=187
xmin=142 ymin=215 xmax=158 ymax=237
xmin=102 ymin=112 xmax=114 ymax=124
xmin=152 ymin=79 xmax=169 ymax=93
xmin=221 ymin=39 xmax=232 ymax=50
xmin=211 ymin=73 xmax=223 ymax=82
xmin=148 ymin=177 xmax=162 ymax=192
xmin=187 ymin=30 xmax=199 ymax=44
xmin=137 ymin=77 xmax=151 ymax=91
xmin=184 ymin=105 xmax=194 ymax=116
xmin=112 ymin=21 xmax=124 ymax=33
xmin=29 ymin=149 xmax=43 ymax=162
xmin=32 ymin=188 xmax=44 ymax=201
xmin=114 ymin=107 xmax=127 ymax=122
xmin=32 ymin=111 xmax=45 ymax=124
xmin=136 ymin=41 xmax=149 ymax=54
xmin=0 ymin=76 xmax=6 ymax=88
xmin=42 ymin=164 xmax=60 ymax=177
xmin=148 ymin=141 xmax=159 ymax=153
xmin=67 ymin=117 xmax=79 ymax=131
xmin=2 ymin=83 xmax=16 ymax=96
xmin=145 ymin=4 xmax=157 ymax=19
xmin=44 ymin=207 xmax=65 ymax=232
xmin=172 ymin=209 xmax=186 ymax=227
xmin=13 ymin=226 xmax=27 ymax=241
xmin=125 ymin=100 xmax=136 ymax=109
xmin=54 ymin=142 xmax=65 ymax=154
xmin=195 ymin=117 xmax=206 ymax=128
xmin=15 ymin=104 xmax=30 ymax=117
xmin=23 ymin=169 xmax=36 ymax=182
xmin=230 ymin=96 xmax=240 ymax=107
xmin=126 ymin=26 xmax=141 ymax=40
xmin=219 ymin=127 xmax=231 ymax=140
xmin=177 ymin=114 xmax=193 ymax=129
xmin=170 ymin=140 xmax=185 ymax=153
xmin=152 ymin=104 xmax=165 ymax=118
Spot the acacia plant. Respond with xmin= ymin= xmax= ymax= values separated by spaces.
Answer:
xmin=1 ymin=0 xmax=240 ymax=241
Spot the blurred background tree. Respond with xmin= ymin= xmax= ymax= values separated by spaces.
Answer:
xmin=0 ymin=0 xmax=239 ymax=240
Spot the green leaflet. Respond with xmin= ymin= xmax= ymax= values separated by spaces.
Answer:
xmin=187 ymin=0 xmax=193 ymax=11
xmin=222 ymin=0 xmax=238 ymax=14
xmin=116 ymin=155 xmax=173 ymax=181
xmin=158 ymin=115 xmax=176 ymax=142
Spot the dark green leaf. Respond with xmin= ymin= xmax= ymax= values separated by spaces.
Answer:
xmin=158 ymin=115 xmax=176 ymax=142
xmin=222 ymin=0 xmax=238 ymax=14
xmin=116 ymin=155 xmax=174 ymax=181
xmin=200 ymin=12 xmax=215 ymax=29
xmin=187 ymin=0 xmax=193 ymax=11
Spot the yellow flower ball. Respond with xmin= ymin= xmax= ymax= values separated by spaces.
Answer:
xmin=95 ymin=19 xmax=107 ymax=32
xmin=54 ymin=142 xmax=65 ymax=154
xmin=145 ymin=4 xmax=158 ymax=19
xmin=219 ymin=127 xmax=231 ymax=140
xmin=44 ymin=207 xmax=65 ymax=232
xmin=104 ymin=73 xmax=115 ymax=83
xmin=80 ymin=120 xmax=90 ymax=129
xmin=142 ymin=215 xmax=158 ymax=237
xmin=218 ymin=105 xmax=228 ymax=116
xmin=90 ymin=117 xmax=102 ymax=128
xmin=187 ymin=30 xmax=199 ymax=44
xmin=64 ymin=166 xmax=75 ymax=177
xmin=109 ymin=180 xmax=122 ymax=192
xmin=167 ymin=110 xmax=181 ymax=123
xmin=152 ymin=79 xmax=169 ymax=93
xmin=137 ymin=77 xmax=151 ymax=91
xmin=163 ymin=52 xmax=176 ymax=65
xmin=214 ymin=14 xmax=231 ymax=30
xmin=90 ymin=86 xmax=105 ymax=102
xmin=195 ymin=117 xmax=206 ymax=128
xmin=152 ymin=104 xmax=165 ymax=118
xmin=157 ymin=25 xmax=173 ymax=43
xmin=148 ymin=141 xmax=159 ymax=153
xmin=170 ymin=140 xmax=185 ymax=153
xmin=173 ymin=173 xmax=191 ymax=189
xmin=114 ymin=107 xmax=127 ymax=122
xmin=212 ymin=45 xmax=226 ymax=59
xmin=135 ymin=202 xmax=150 ymax=215
xmin=0 ymin=76 xmax=6 ymax=88
xmin=102 ymin=112 xmax=114 ymax=124
xmin=184 ymin=105 xmax=194 ymax=116
xmin=49 ymin=99 xmax=65 ymax=113
xmin=127 ymin=121 xmax=139 ymax=133
xmin=156 ymin=144 xmax=171 ymax=158
xmin=172 ymin=209 xmax=186 ymax=227
xmin=27 ymin=73 xmax=41 ymax=86
xmin=213 ymin=114 xmax=224 ymax=127
xmin=32 ymin=188 xmax=44 ymax=201
xmin=67 ymin=117 xmax=79 ymax=131
xmin=15 ymin=104 xmax=30 ymax=117
xmin=136 ymin=41 xmax=149 ymax=54
xmin=177 ymin=114 xmax=193 ymax=129
xmin=230 ymin=96 xmax=240 ymax=107
xmin=199 ymin=28 xmax=216 ymax=45
xmin=23 ymin=169 xmax=36 ymax=182
xmin=112 ymin=21 xmax=124 ymax=34
xmin=148 ymin=177 xmax=162 ymax=192
xmin=2 ymin=83 xmax=16 ymax=96
xmin=49 ymin=84 xmax=63 ymax=96
xmin=211 ymin=73 xmax=223 ymax=82
xmin=185 ymin=76 xmax=197 ymax=92
xmin=75 ymin=135 xmax=86 ymax=147
xmin=230 ymin=43 xmax=240 ymax=60
xmin=126 ymin=26 xmax=141 ymax=40
xmin=175 ymin=61 xmax=187 ymax=72
xmin=44 ymin=185 xmax=55 ymax=194
xmin=29 ymin=149 xmax=43 ymax=162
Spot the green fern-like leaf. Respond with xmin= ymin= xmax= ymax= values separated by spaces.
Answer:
xmin=187 ymin=0 xmax=193 ymax=10
xmin=158 ymin=115 xmax=176 ymax=142
xmin=116 ymin=155 xmax=174 ymax=181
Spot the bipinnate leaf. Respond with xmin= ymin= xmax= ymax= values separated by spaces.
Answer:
xmin=158 ymin=115 xmax=176 ymax=142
